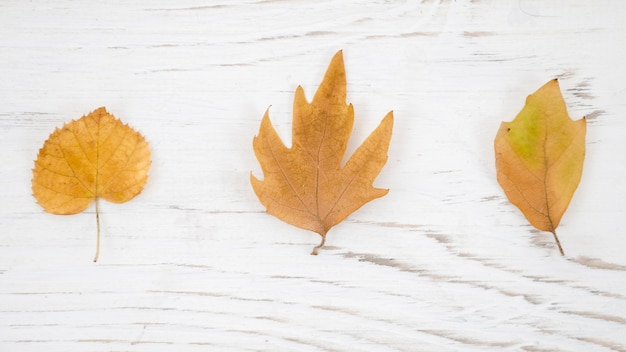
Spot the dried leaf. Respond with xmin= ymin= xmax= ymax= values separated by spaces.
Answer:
xmin=251 ymin=50 xmax=394 ymax=254
xmin=32 ymin=107 xmax=151 ymax=261
xmin=494 ymin=79 xmax=586 ymax=255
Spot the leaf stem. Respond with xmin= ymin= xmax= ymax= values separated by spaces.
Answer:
xmin=551 ymin=230 xmax=564 ymax=256
xmin=93 ymin=197 xmax=100 ymax=262
xmin=311 ymin=235 xmax=326 ymax=255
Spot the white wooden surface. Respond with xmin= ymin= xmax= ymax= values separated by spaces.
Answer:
xmin=1 ymin=1 xmax=626 ymax=351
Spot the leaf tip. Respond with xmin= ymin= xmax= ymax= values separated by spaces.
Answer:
xmin=249 ymin=171 xmax=260 ymax=183
xmin=383 ymin=110 xmax=394 ymax=124
xmin=544 ymin=78 xmax=560 ymax=91
xmin=330 ymin=50 xmax=343 ymax=64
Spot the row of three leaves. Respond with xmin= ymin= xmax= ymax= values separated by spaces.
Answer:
xmin=32 ymin=50 xmax=585 ymax=261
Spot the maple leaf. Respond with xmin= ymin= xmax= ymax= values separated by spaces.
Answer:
xmin=32 ymin=107 xmax=151 ymax=262
xmin=494 ymin=79 xmax=586 ymax=256
xmin=251 ymin=50 xmax=394 ymax=255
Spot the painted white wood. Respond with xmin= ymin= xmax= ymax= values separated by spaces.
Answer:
xmin=1 ymin=1 xmax=625 ymax=351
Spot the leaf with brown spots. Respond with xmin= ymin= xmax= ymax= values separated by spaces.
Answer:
xmin=32 ymin=107 xmax=151 ymax=262
xmin=251 ymin=50 xmax=394 ymax=254
xmin=494 ymin=79 xmax=586 ymax=256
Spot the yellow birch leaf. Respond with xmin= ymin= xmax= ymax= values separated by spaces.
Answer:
xmin=251 ymin=50 xmax=394 ymax=254
xmin=32 ymin=107 xmax=151 ymax=262
xmin=494 ymin=79 xmax=586 ymax=255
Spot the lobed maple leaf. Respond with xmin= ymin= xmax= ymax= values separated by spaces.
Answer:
xmin=32 ymin=107 xmax=151 ymax=262
xmin=251 ymin=50 xmax=394 ymax=254
xmin=494 ymin=79 xmax=586 ymax=256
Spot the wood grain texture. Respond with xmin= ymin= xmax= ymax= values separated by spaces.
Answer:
xmin=1 ymin=1 xmax=625 ymax=351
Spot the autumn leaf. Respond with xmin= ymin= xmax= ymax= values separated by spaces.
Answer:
xmin=494 ymin=79 xmax=586 ymax=256
xmin=32 ymin=107 xmax=151 ymax=262
xmin=251 ymin=50 xmax=394 ymax=255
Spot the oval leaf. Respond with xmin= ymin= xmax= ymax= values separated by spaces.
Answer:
xmin=494 ymin=79 xmax=586 ymax=255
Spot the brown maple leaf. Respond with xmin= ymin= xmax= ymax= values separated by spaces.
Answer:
xmin=32 ymin=107 xmax=151 ymax=262
xmin=494 ymin=79 xmax=586 ymax=256
xmin=251 ymin=50 xmax=394 ymax=254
